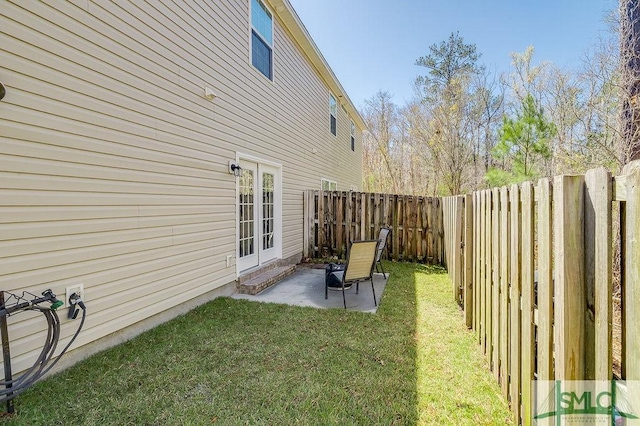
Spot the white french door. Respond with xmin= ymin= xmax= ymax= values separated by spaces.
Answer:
xmin=237 ymin=159 xmax=281 ymax=272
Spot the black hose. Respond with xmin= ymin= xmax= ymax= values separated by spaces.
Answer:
xmin=0 ymin=307 xmax=59 ymax=395
xmin=0 ymin=307 xmax=59 ymax=392
xmin=0 ymin=301 xmax=86 ymax=402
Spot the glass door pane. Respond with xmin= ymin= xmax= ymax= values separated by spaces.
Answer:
xmin=239 ymin=167 xmax=255 ymax=259
xmin=262 ymin=172 xmax=274 ymax=250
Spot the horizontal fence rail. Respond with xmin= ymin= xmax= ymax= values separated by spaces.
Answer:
xmin=303 ymin=190 xmax=444 ymax=264
xmin=443 ymin=161 xmax=640 ymax=425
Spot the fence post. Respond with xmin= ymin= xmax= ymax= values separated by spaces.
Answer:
xmin=624 ymin=161 xmax=640 ymax=415
xmin=553 ymin=175 xmax=586 ymax=380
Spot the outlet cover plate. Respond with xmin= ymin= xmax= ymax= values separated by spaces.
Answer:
xmin=65 ymin=283 xmax=84 ymax=308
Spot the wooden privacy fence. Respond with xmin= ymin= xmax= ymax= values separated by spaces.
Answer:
xmin=303 ymin=190 xmax=444 ymax=263
xmin=443 ymin=162 xmax=640 ymax=425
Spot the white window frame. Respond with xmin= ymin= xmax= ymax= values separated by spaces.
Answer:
xmin=329 ymin=94 xmax=337 ymax=136
xmin=249 ymin=0 xmax=274 ymax=81
xmin=350 ymin=119 xmax=356 ymax=152
xmin=321 ymin=178 xmax=337 ymax=191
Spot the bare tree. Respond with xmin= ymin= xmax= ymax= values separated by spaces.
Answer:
xmin=571 ymin=38 xmax=625 ymax=171
xmin=469 ymin=71 xmax=505 ymax=187
xmin=403 ymin=99 xmax=440 ymax=196
xmin=362 ymin=91 xmax=401 ymax=193
xmin=501 ymin=46 xmax=550 ymax=108
xmin=413 ymin=33 xmax=485 ymax=195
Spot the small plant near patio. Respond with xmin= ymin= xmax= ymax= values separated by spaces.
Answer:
xmin=1 ymin=263 xmax=510 ymax=425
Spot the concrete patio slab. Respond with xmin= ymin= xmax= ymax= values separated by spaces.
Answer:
xmin=231 ymin=264 xmax=388 ymax=313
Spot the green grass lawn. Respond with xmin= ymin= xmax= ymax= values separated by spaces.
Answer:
xmin=2 ymin=262 xmax=511 ymax=425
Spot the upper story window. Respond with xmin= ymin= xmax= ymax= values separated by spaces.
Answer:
xmin=251 ymin=0 xmax=273 ymax=80
xmin=350 ymin=119 xmax=355 ymax=151
xmin=329 ymin=94 xmax=337 ymax=136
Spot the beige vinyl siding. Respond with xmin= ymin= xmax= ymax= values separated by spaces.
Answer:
xmin=1 ymin=0 xmax=362 ymax=373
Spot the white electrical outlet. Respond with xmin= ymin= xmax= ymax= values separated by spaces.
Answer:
xmin=65 ymin=283 xmax=84 ymax=308
xmin=226 ymin=254 xmax=234 ymax=268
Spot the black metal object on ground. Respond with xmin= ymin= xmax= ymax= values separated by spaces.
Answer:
xmin=0 ymin=291 xmax=14 ymax=414
xmin=0 ymin=289 xmax=85 ymax=414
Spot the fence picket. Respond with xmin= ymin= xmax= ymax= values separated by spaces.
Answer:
xmin=474 ymin=191 xmax=481 ymax=339
xmin=464 ymin=194 xmax=473 ymax=328
xmin=520 ymin=182 xmax=535 ymax=426
xmin=509 ymin=184 xmax=521 ymax=424
xmin=479 ymin=191 xmax=487 ymax=351
xmin=317 ymin=191 xmax=325 ymax=255
xmin=485 ymin=190 xmax=493 ymax=359
xmin=553 ymin=175 xmax=586 ymax=380
xmin=334 ymin=192 xmax=345 ymax=256
xmin=537 ymin=178 xmax=553 ymax=383
xmin=624 ymin=162 xmax=640 ymax=413
xmin=492 ymin=188 xmax=500 ymax=379
xmin=584 ymin=168 xmax=613 ymax=381
xmin=500 ymin=187 xmax=510 ymax=397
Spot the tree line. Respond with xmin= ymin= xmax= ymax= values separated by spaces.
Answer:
xmin=362 ymin=3 xmax=640 ymax=196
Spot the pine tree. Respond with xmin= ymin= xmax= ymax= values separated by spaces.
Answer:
xmin=486 ymin=94 xmax=556 ymax=185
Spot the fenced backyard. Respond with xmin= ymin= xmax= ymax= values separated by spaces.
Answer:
xmin=301 ymin=162 xmax=640 ymax=423
xmin=443 ymin=162 xmax=640 ymax=424
xmin=4 ymin=167 xmax=639 ymax=424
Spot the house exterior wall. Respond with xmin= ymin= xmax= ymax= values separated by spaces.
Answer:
xmin=0 ymin=0 xmax=363 ymax=374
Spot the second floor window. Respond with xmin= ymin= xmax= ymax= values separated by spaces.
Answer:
xmin=251 ymin=0 xmax=273 ymax=80
xmin=329 ymin=94 xmax=337 ymax=136
xmin=350 ymin=120 xmax=355 ymax=151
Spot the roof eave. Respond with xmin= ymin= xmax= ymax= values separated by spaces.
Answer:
xmin=269 ymin=0 xmax=367 ymax=132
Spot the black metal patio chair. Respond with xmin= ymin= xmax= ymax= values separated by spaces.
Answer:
xmin=375 ymin=226 xmax=391 ymax=279
xmin=324 ymin=240 xmax=378 ymax=309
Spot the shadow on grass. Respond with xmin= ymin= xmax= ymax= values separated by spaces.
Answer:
xmin=1 ymin=262 xmax=510 ymax=425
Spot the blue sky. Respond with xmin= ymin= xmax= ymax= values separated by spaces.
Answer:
xmin=288 ymin=0 xmax=617 ymax=109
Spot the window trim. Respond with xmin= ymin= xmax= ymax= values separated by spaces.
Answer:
xmin=350 ymin=119 xmax=355 ymax=152
xmin=329 ymin=94 xmax=337 ymax=136
xmin=321 ymin=178 xmax=337 ymax=191
xmin=250 ymin=0 xmax=274 ymax=81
